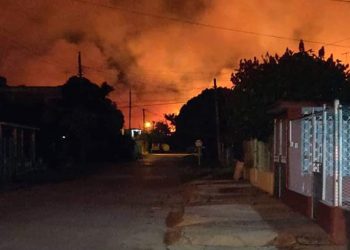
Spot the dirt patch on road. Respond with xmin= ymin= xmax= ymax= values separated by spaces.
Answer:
xmin=164 ymin=205 xmax=185 ymax=246
xmin=166 ymin=206 xmax=185 ymax=227
xmin=164 ymin=228 xmax=182 ymax=245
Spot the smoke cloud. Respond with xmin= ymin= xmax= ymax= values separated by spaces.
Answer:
xmin=0 ymin=0 xmax=349 ymax=127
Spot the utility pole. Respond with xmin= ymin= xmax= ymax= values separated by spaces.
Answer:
xmin=78 ymin=51 xmax=83 ymax=78
xmin=142 ymin=108 xmax=146 ymax=130
xmin=129 ymin=88 xmax=132 ymax=130
xmin=214 ymin=78 xmax=221 ymax=163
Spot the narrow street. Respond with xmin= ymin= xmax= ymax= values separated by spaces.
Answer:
xmin=0 ymin=154 xmax=186 ymax=250
xmin=0 ymin=154 xmax=345 ymax=250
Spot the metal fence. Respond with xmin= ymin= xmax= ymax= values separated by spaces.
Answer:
xmin=289 ymin=118 xmax=312 ymax=196
xmin=288 ymin=100 xmax=350 ymax=208
xmin=341 ymin=108 xmax=350 ymax=206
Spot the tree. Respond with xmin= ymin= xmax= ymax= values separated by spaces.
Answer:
xmin=154 ymin=121 xmax=171 ymax=137
xmin=142 ymin=121 xmax=172 ymax=151
xmin=0 ymin=76 xmax=8 ymax=87
xmin=230 ymin=42 xmax=350 ymax=143
xmin=42 ymin=76 xmax=124 ymax=164
xmin=165 ymin=113 xmax=177 ymax=127
xmin=174 ymin=42 xmax=350 ymax=159
xmin=175 ymin=87 xmax=235 ymax=158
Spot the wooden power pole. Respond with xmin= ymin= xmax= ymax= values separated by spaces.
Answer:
xmin=214 ymin=78 xmax=221 ymax=162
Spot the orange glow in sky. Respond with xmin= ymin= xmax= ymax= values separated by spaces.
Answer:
xmin=0 ymin=0 xmax=350 ymax=128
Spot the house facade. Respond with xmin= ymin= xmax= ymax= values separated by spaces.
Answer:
xmin=270 ymin=100 xmax=350 ymax=244
xmin=0 ymin=122 xmax=40 ymax=184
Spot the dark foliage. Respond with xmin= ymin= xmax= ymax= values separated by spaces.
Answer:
xmin=174 ymin=43 xmax=350 ymax=159
xmin=0 ymin=76 xmax=8 ymax=87
xmin=142 ymin=121 xmax=172 ymax=152
xmin=230 ymin=43 xmax=350 ymax=142
xmin=41 ymin=76 xmax=124 ymax=165
xmin=0 ymin=75 xmax=125 ymax=167
xmin=175 ymin=88 xmax=235 ymax=157
xmin=164 ymin=113 xmax=177 ymax=127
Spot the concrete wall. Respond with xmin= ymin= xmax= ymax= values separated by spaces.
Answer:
xmin=249 ymin=168 xmax=274 ymax=195
xmin=244 ymin=139 xmax=274 ymax=195
xmin=243 ymin=139 xmax=273 ymax=171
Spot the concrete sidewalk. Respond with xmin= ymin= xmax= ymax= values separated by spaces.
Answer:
xmin=166 ymin=180 xmax=345 ymax=250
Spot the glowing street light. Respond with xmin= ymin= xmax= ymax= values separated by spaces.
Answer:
xmin=144 ymin=121 xmax=152 ymax=129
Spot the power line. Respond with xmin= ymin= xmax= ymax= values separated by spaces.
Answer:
xmin=331 ymin=0 xmax=350 ymax=2
xmin=116 ymin=88 xmax=211 ymax=106
xmin=142 ymin=108 xmax=165 ymax=119
xmin=119 ymin=101 xmax=187 ymax=109
xmin=71 ymin=0 xmax=350 ymax=49
xmin=128 ymin=86 xmax=208 ymax=94
xmin=84 ymin=64 xmax=232 ymax=78
xmin=327 ymin=37 xmax=350 ymax=46
xmin=118 ymin=98 xmax=187 ymax=105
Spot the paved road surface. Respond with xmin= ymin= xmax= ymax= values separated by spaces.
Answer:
xmin=0 ymin=154 xmax=187 ymax=250
xmin=0 ymin=154 xmax=346 ymax=250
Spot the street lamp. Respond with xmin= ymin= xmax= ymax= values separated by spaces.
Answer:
xmin=144 ymin=121 xmax=152 ymax=130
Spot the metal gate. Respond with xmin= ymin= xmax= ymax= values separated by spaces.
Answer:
xmin=273 ymin=119 xmax=287 ymax=198
xmin=288 ymin=100 xmax=350 ymax=211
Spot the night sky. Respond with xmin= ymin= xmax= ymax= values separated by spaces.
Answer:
xmin=0 ymin=0 xmax=350 ymax=127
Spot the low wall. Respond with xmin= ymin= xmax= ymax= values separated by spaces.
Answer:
xmin=315 ymin=201 xmax=349 ymax=244
xmin=249 ymin=168 xmax=274 ymax=195
xmin=281 ymin=189 xmax=350 ymax=244
xmin=282 ymin=188 xmax=312 ymax=218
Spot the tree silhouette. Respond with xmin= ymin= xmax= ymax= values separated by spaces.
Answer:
xmin=175 ymin=87 xmax=235 ymax=158
xmin=0 ymin=76 xmax=8 ymax=87
xmin=174 ymin=42 xmax=350 ymax=158
xmin=230 ymin=42 xmax=350 ymax=142
xmin=42 ymin=76 xmax=124 ymax=164
xmin=164 ymin=113 xmax=177 ymax=127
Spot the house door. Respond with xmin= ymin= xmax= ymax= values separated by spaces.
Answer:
xmin=273 ymin=119 xmax=287 ymax=198
xmin=312 ymin=164 xmax=323 ymax=219
xmin=302 ymin=112 xmax=323 ymax=219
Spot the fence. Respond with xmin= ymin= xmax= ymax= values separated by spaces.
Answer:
xmin=0 ymin=122 xmax=39 ymax=183
xmin=244 ymin=139 xmax=275 ymax=194
xmin=244 ymin=139 xmax=273 ymax=171
xmin=288 ymin=100 xmax=350 ymax=208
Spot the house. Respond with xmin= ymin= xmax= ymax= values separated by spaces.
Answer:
xmin=0 ymin=83 xmax=61 ymax=183
xmin=268 ymin=100 xmax=350 ymax=244
xmin=0 ymin=84 xmax=62 ymax=126
xmin=0 ymin=122 xmax=40 ymax=184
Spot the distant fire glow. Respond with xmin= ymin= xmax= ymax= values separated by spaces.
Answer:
xmin=0 ymin=0 xmax=349 ymax=127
